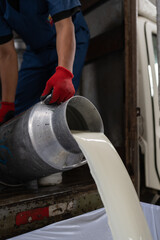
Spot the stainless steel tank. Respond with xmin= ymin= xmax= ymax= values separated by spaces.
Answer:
xmin=0 ymin=96 xmax=104 ymax=183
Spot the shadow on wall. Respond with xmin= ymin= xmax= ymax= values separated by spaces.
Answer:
xmin=81 ymin=51 xmax=125 ymax=149
xmin=80 ymin=0 xmax=125 ymax=150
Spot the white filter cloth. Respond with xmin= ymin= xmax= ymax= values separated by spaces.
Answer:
xmin=8 ymin=202 xmax=160 ymax=240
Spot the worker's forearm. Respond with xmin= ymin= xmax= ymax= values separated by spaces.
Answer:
xmin=55 ymin=18 xmax=76 ymax=73
xmin=0 ymin=43 xmax=18 ymax=102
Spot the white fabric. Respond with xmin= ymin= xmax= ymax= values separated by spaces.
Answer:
xmin=8 ymin=202 xmax=160 ymax=240
xmin=142 ymin=202 xmax=160 ymax=240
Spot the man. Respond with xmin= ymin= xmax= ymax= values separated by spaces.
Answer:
xmin=0 ymin=0 xmax=89 ymax=125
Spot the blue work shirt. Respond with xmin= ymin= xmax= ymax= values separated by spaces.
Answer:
xmin=0 ymin=1 xmax=90 ymax=114
xmin=0 ymin=0 xmax=81 ymax=50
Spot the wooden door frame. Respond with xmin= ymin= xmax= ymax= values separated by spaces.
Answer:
xmin=124 ymin=0 xmax=139 ymax=193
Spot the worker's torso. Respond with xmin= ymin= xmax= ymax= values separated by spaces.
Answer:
xmin=0 ymin=0 xmax=84 ymax=51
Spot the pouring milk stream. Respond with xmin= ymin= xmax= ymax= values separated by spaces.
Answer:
xmin=72 ymin=131 xmax=153 ymax=240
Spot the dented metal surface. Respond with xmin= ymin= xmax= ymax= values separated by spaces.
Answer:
xmin=0 ymin=183 xmax=103 ymax=240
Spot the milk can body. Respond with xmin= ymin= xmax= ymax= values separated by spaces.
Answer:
xmin=0 ymin=96 xmax=104 ymax=182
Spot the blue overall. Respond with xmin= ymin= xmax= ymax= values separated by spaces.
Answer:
xmin=0 ymin=0 xmax=90 ymax=114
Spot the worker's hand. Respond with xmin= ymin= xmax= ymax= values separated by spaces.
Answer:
xmin=0 ymin=102 xmax=15 ymax=126
xmin=41 ymin=66 xmax=75 ymax=104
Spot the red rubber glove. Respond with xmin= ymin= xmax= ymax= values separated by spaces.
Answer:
xmin=0 ymin=102 xmax=15 ymax=126
xmin=41 ymin=66 xmax=75 ymax=104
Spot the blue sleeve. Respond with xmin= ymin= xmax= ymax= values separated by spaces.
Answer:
xmin=0 ymin=10 xmax=13 ymax=44
xmin=47 ymin=0 xmax=81 ymax=17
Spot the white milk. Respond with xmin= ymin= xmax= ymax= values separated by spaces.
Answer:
xmin=72 ymin=131 xmax=152 ymax=240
